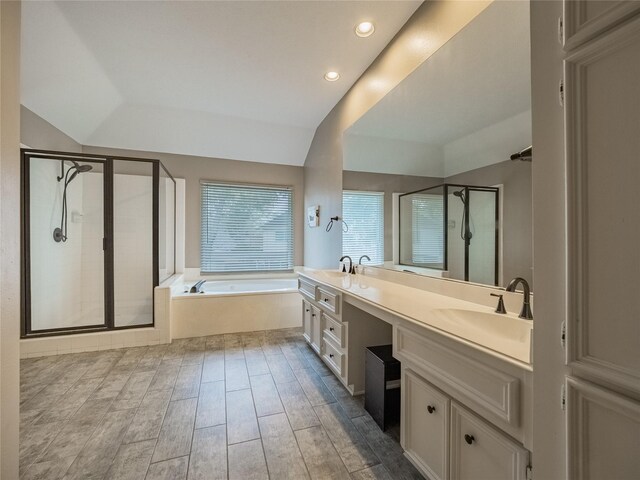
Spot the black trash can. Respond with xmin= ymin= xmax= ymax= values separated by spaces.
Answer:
xmin=364 ymin=344 xmax=401 ymax=431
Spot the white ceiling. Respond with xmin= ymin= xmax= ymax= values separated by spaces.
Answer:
xmin=21 ymin=0 xmax=421 ymax=165
xmin=344 ymin=0 xmax=532 ymax=177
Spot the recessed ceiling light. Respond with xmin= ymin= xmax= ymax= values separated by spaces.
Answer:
xmin=355 ymin=21 xmax=375 ymax=38
xmin=324 ymin=71 xmax=340 ymax=82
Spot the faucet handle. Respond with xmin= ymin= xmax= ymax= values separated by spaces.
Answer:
xmin=490 ymin=293 xmax=507 ymax=314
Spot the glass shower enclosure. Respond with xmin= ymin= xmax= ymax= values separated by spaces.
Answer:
xmin=21 ymin=149 xmax=176 ymax=337
xmin=399 ymin=184 xmax=499 ymax=285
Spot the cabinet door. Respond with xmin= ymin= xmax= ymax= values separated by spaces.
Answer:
xmin=563 ymin=0 xmax=640 ymax=49
xmin=310 ymin=305 xmax=321 ymax=354
xmin=565 ymin=15 xmax=640 ymax=394
xmin=450 ymin=403 xmax=528 ymax=480
xmin=302 ymin=300 xmax=312 ymax=344
xmin=566 ymin=377 xmax=640 ymax=480
xmin=402 ymin=369 xmax=450 ymax=480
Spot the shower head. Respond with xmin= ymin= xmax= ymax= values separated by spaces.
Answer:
xmin=510 ymin=146 xmax=532 ymax=162
xmin=453 ymin=189 xmax=467 ymax=205
xmin=65 ymin=163 xmax=92 ymax=185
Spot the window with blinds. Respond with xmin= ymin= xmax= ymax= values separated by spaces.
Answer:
xmin=342 ymin=191 xmax=384 ymax=264
xmin=411 ymin=194 xmax=444 ymax=267
xmin=201 ymin=182 xmax=293 ymax=273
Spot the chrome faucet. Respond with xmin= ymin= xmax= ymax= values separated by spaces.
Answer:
xmin=339 ymin=255 xmax=355 ymax=274
xmin=505 ymin=277 xmax=533 ymax=319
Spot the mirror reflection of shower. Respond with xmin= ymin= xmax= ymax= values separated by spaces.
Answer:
xmin=53 ymin=160 xmax=93 ymax=243
xmin=452 ymin=189 xmax=474 ymax=245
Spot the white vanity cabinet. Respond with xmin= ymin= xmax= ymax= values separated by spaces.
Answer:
xmin=403 ymin=368 xmax=529 ymax=480
xmin=298 ymin=273 xmax=392 ymax=393
xmin=299 ymin=276 xmax=349 ymax=382
xmin=396 ymin=320 xmax=532 ymax=480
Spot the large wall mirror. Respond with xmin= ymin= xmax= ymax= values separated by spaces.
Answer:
xmin=342 ymin=1 xmax=533 ymax=289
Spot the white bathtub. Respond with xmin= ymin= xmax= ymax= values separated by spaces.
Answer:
xmin=173 ymin=278 xmax=298 ymax=297
xmin=170 ymin=277 xmax=302 ymax=338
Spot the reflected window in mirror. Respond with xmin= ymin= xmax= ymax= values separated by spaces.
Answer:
xmin=342 ymin=191 xmax=384 ymax=265
xmin=407 ymin=192 xmax=444 ymax=268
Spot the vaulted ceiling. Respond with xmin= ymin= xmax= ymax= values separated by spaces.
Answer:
xmin=21 ymin=1 xmax=421 ymax=165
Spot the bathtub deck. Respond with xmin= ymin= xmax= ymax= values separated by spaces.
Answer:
xmin=18 ymin=328 xmax=422 ymax=480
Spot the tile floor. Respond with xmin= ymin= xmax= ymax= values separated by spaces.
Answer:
xmin=19 ymin=328 xmax=424 ymax=480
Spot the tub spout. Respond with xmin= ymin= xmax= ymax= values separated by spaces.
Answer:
xmin=190 ymin=280 xmax=206 ymax=293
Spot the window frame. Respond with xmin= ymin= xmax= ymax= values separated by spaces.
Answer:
xmin=200 ymin=180 xmax=295 ymax=275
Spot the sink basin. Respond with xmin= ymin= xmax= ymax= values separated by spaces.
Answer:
xmin=431 ymin=308 xmax=533 ymax=363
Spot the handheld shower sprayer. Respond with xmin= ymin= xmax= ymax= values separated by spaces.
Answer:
xmin=453 ymin=188 xmax=473 ymax=244
xmin=53 ymin=160 xmax=93 ymax=243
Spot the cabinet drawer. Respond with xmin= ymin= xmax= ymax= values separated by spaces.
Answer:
xmin=395 ymin=326 xmax=520 ymax=427
xmin=322 ymin=313 xmax=345 ymax=348
xmin=298 ymin=277 xmax=317 ymax=300
xmin=318 ymin=287 xmax=340 ymax=316
xmin=450 ymin=403 xmax=528 ymax=480
xmin=403 ymin=369 xmax=450 ymax=480
xmin=322 ymin=337 xmax=345 ymax=378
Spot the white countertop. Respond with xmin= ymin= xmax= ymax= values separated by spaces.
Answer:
xmin=299 ymin=268 xmax=533 ymax=368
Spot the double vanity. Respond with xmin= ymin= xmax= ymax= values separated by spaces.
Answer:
xmin=298 ymin=268 xmax=533 ymax=480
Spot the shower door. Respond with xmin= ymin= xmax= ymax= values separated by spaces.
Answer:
xmin=23 ymin=154 xmax=108 ymax=334
xmin=22 ymin=149 xmax=176 ymax=337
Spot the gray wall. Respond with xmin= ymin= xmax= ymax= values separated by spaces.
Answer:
xmin=446 ymin=160 xmax=533 ymax=287
xmin=342 ymin=170 xmax=441 ymax=261
xmin=83 ymin=146 xmax=304 ymax=269
xmin=303 ymin=1 xmax=492 ymax=268
xmin=1 ymin=1 xmax=22 ymax=476
xmin=20 ymin=105 xmax=82 ymax=152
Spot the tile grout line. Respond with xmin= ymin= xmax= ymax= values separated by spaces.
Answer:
xmin=185 ymin=352 xmax=205 ymax=478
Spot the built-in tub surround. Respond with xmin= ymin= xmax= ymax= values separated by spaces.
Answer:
xmin=170 ymin=275 xmax=301 ymax=339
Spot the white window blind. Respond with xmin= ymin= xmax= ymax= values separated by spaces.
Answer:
xmin=201 ymin=183 xmax=293 ymax=273
xmin=342 ymin=191 xmax=384 ymax=264
xmin=411 ymin=194 xmax=444 ymax=266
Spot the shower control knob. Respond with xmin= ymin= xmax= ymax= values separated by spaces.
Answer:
xmin=305 ymin=309 xmax=310 ymax=312
xmin=329 ymin=353 xmax=334 ymax=358
xmin=427 ymin=405 xmax=436 ymax=414
xmin=329 ymin=327 xmax=334 ymax=331
xmin=464 ymin=434 xmax=475 ymax=445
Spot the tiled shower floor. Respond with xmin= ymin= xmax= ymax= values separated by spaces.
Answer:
xmin=19 ymin=328 xmax=424 ymax=480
